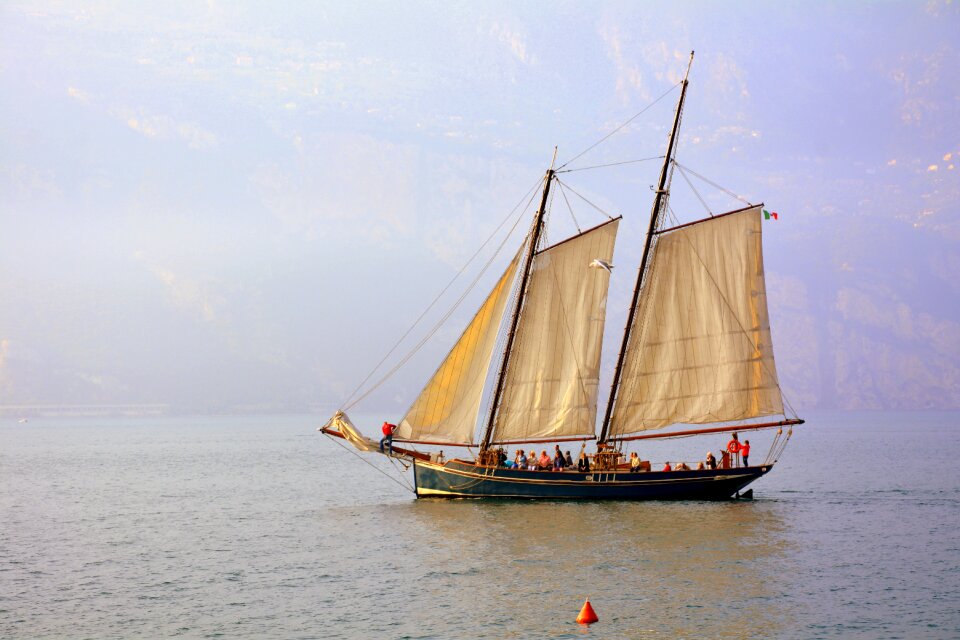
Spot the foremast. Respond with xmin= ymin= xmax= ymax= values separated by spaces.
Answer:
xmin=599 ymin=51 xmax=695 ymax=444
xmin=479 ymin=159 xmax=556 ymax=455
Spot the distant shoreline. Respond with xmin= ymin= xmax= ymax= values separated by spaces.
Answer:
xmin=0 ymin=404 xmax=335 ymax=418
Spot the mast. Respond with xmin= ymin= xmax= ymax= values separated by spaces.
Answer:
xmin=480 ymin=156 xmax=556 ymax=451
xmin=599 ymin=51 xmax=694 ymax=444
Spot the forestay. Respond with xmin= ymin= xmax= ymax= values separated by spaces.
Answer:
xmin=492 ymin=219 xmax=619 ymax=442
xmin=397 ymin=249 xmax=522 ymax=444
xmin=609 ymin=206 xmax=783 ymax=436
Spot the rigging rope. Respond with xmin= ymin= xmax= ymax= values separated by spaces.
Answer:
xmin=341 ymin=176 xmax=543 ymax=411
xmin=323 ymin=433 xmax=415 ymax=493
xmin=556 ymin=156 xmax=664 ymax=174
xmin=764 ymin=428 xmax=782 ymax=465
xmin=346 ymin=201 xmax=532 ymax=410
xmin=556 ymin=181 xmax=582 ymax=233
xmin=665 ymin=203 xmax=681 ymax=227
xmin=558 ymin=82 xmax=681 ymax=170
xmin=675 ymin=163 xmax=713 ymax=216
xmin=772 ymin=428 xmax=793 ymax=462
xmin=671 ymin=162 xmax=754 ymax=207
xmin=553 ymin=178 xmax=616 ymax=220
xmin=486 ymin=180 xmax=556 ymax=442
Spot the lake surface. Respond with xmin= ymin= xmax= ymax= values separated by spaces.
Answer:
xmin=2 ymin=411 xmax=958 ymax=639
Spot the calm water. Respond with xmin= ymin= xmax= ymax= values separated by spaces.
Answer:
xmin=1 ymin=412 xmax=958 ymax=639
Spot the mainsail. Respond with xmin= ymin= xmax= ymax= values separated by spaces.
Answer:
xmin=491 ymin=218 xmax=619 ymax=443
xmin=608 ymin=206 xmax=783 ymax=437
xmin=397 ymin=249 xmax=522 ymax=444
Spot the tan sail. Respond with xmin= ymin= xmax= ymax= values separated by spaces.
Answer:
xmin=608 ymin=206 xmax=783 ymax=436
xmin=324 ymin=411 xmax=380 ymax=452
xmin=397 ymin=249 xmax=522 ymax=444
xmin=492 ymin=219 xmax=619 ymax=442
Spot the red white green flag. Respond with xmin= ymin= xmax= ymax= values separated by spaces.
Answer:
xmin=763 ymin=209 xmax=779 ymax=220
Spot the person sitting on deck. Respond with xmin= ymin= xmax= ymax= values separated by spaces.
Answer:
xmin=565 ymin=451 xmax=574 ymax=467
xmin=676 ymin=462 xmax=690 ymax=471
xmin=538 ymin=451 xmax=551 ymax=470
xmin=630 ymin=452 xmax=641 ymax=473
xmin=528 ymin=450 xmax=538 ymax=470
xmin=705 ymin=451 xmax=717 ymax=469
xmin=697 ymin=461 xmax=705 ymax=470
xmin=379 ymin=421 xmax=396 ymax=454
xmin=741 ymin=439 xmax=751 ymax=466
xmin=515 ymin=450 xmax=527 ymax=469
xmin=497 ymin=448 xmax=508 ymax=467
xmin=577 ymin=451 xmax=591 ymax=473
xmin=662 ymin=461 xmax=672 ymax=472
xmin=553 ymin=450 xmax=565 ymax=471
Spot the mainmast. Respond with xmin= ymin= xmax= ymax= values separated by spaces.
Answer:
xmin=599 ymin=51 xmax=694 ymax=444
xmin=480 ymin=157 xmax=556 ymax=452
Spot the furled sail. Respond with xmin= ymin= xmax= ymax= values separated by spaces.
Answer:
xmin=608 ymin=206 xmax=783 ymax=436
xmin=325 ymin=411 xmax=380 ymax=452
xmin=397 ymin=249 xmax=522 ymax=444
xmin=491 ymin=218 xmax=619 ymax=442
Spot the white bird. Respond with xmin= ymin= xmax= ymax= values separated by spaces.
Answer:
xmin=589 ymin=259 xmax=614 ymax=273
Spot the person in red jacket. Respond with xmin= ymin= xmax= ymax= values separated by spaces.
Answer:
xmin=741 ymin=439 xmax=751 ymax=466
xmin=379 ymin=421 xmax=396 ymax=454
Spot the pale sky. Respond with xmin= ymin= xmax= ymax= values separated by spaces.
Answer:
xmin=1 ymin=1 xmax=958 ymax=415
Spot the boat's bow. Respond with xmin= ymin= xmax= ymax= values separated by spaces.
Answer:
xmin=319 ymin=411 xmax=431 ymax=462
xmin=319 ymin=411 xmax=379 ymax=451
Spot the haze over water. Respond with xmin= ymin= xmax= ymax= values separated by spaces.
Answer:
xmin=3 ymin=3 xmax=960 ymax=638
xmin=2 ymin=2 xmax=959 ymax=416
xmin=2 ymin=411 xmax=958 ymax=638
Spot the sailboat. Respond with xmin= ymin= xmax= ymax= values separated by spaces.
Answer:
xmin=321 ymin=52 xmax=803 ymax=499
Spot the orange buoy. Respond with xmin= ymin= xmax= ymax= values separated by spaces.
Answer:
xmin=576 ymin=598 xmax=599 ymax=624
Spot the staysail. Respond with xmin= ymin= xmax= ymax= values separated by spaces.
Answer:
xmin=491 ymin=218 xmax=619 ymax=443
xmin=397 ymin=248 xmax=522 ymax=444
xmin=608 ymin=206 xmax=783 ymax=437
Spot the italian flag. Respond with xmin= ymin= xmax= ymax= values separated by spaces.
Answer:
xmin=763 ymin=209 xmax=779 ymax=220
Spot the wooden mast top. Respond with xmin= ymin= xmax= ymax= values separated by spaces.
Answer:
xmin=480 ymin=151 xmax=557 ymax=452
xmin=599 ymin=51 xmax=694 ymax=444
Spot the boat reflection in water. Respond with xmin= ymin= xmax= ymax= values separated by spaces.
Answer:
xmin=385 ymin=498 xmax=796 ymax=637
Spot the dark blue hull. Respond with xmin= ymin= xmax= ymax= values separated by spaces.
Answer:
xmin=413 ymin=459 xmax=771 ymax=500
